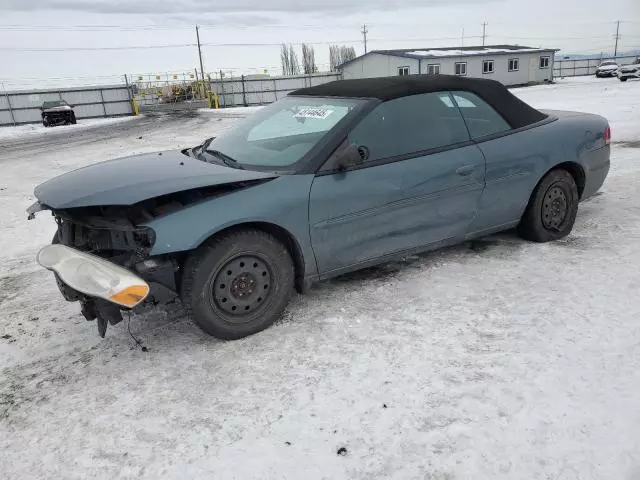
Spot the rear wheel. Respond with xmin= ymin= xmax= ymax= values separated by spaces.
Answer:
xmin=518 ymin=169 xmax=579 ymax=242
xmin=620 ymin=77 xmax=628 ymax=82
xmin=181 ymin=229 xmax=294 ymax=340
xmin=70 ymin=112 xmax=77 ymax=124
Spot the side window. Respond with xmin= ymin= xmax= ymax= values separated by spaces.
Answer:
xmin=451 ymin=91 xmax=511 ymax=139
xmin=346 ymin=92 xmax=471 ymax=163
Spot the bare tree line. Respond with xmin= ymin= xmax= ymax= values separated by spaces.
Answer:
xmin=281 ymin=43 xmax=357 ymax=76
xmin=329 ymin=45 xmax=357 ymax=71
xmin=280 ymin=44 xmax=300 ymax=76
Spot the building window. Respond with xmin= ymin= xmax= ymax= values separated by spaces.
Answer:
xmin=454 ymin=62 xmax=467 ymax=76
xmin=482 ymin=60 xmax=495 ymax=74
xmin=398 ymin=66 xmax=410 ymax=76
xmin=539 ymin=56 xmax=550 ymax=69
xmin=508 ymin=58 xmax=519 ymax=72
xmin=426 ymin=64 xmax=440 ymax=75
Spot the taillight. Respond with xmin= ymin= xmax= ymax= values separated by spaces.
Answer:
xmin=604 ymin=126 xmax=611 ymax=145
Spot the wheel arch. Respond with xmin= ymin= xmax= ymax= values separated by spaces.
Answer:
xmin=521 ymin=161 xmax=585 ymax=221
xmin=196 ymin=221 xmax=307 ymax=294
xmin=550 ymin=161 xmax=586 ymax=199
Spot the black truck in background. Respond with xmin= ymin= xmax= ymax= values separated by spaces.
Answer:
xmin=41 ymin=100 xmax=77 ymax=127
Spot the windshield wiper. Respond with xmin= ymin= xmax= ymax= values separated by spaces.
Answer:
xmin=205 ymin=149 xmax=245 ymax=170
xmin=189 ymin=137 xmax=214 ymax=158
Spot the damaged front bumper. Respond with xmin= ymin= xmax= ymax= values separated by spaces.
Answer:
xmin=37 ymin=244 xmax=151 ymax=337
xmin=28 ymin=202 xmax=179 ymax=337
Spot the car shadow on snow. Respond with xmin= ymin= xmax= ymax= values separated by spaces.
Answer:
xmin=32 ymin=224 xmax=598 ymax=360
xmin=96 ymin=231 xmax=528 ymax=350
xmin=325 ymin=230 xmax=525 ymax=287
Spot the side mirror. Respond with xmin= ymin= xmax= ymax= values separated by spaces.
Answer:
xmin=335 ymin=143 xmax=367 ymax=171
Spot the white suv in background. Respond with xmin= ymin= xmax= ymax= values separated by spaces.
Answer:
xmin=618 ymin=59 xmax=640 ymax=82
xmin=595 ymin=61 xmax=619 ymax=78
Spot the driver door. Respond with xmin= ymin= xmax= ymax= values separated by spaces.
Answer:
xmin=308 ymin=92 xmax=484 ymax=276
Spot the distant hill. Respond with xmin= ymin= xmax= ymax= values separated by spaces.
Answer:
xmin=556 ymin=49 xmax=640 ymax=60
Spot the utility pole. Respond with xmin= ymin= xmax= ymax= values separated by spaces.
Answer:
xmin=481 ymin=22 xmax=487 ymax=46
xmin=614 ymin=20 xmax=620 ymax=58
xmin=361 ymin=24 xmax=368 ymax=54
xmin=461 ymin=27 xmax=465 ymax=47
xmin=196 ymin=25 xmax=206 ymax=93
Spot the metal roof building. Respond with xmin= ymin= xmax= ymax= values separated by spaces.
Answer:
xmin=338 ymin=45 xmax=559 ymax=86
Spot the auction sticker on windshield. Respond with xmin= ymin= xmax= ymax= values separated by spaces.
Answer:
xmin=293 ymin=106 xmax=334 ymax=119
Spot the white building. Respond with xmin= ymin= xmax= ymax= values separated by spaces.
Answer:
xmin=339 ymin=45 xmax=558 ymax=86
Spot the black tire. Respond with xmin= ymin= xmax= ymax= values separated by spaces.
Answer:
xmin=620 ymin=77 xmax=628 ymax=82
xmin=70 ymin=112 xmax=77 ymax=124
xmin=181 ymin=229 xmax=294 ymax=340
xmin=518 ymin=169 xmax=579 ymax=242
xmin=42 ymin=117 xmax=49 ymax=127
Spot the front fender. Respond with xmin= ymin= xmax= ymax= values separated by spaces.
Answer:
xmin=144 ymin=174 xmax=317 ymax=274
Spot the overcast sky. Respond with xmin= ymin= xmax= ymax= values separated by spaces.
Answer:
xmin=0 ymin=0 xmax=638 ymax=88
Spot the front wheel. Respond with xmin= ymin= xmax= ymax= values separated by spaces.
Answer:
xmin=181 ymin=229 xmax=294 ymax=340
xmin=518 ymin=169 xmax=579 ymax=242
xmin=620 ymin=77 xmax=628 ymax=82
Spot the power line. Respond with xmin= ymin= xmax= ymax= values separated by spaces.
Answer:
xmin=2 ymin=19 xmax=638 ymax=32
xmin=0 ymin=44 xmax=195 ymax=52
xmin=0 ymin=33 xmax=636 ymax=53
xmin=0 ymin=36 xmax=489 ymax=52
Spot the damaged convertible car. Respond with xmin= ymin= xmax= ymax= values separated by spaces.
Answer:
xmin=28 ymin=75 xmax=611 ymax=340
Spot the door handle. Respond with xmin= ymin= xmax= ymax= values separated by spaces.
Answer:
xmin=456 ymin=165 xmax=475 ymax=176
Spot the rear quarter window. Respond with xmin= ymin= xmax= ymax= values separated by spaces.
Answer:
xmin=451 ymin=91 xmax=512 ymax=139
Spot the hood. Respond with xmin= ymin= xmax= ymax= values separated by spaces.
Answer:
xmin=35 ymin=150 xmax=277 ymax=209
xmin=597 ymin=64 xmax=618 ymax=71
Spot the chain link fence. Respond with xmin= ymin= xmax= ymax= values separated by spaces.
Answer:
xmin=1 ymin=84 xmax=133 ymax=126
xmin=211 ymin=73 xmax=341 ymax=108
xmin=554 ymin=54 xmax=640 ymax=78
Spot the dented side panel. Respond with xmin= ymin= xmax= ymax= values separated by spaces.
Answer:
xmin=145 ymin=175 xmax=317 ymax=276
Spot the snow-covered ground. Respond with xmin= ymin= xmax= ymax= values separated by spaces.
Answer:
xmin=1 ymin=76 xmax=640 ymax=480
xmin=0 ymin=115 xmax=137 ymax=141
xmin=198 ymin=105 xmax=265 ymax=117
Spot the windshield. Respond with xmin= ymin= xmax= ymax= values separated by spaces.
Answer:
xmin=205 ymin=96 xmax=367 ymax=170
xmin=42 ymin=100 xmax=68 ymax=108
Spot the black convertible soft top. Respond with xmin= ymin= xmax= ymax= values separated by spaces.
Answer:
xmin=290 ymin=74 xmax=547 ymax=129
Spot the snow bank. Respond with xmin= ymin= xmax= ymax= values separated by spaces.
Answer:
xmin=0 ymin=116 xmax=137 ymax=142
xmin=197 ymin=105 xmax=264 ymax=116
xmin=405 ymin=48 xmax=543 ymax=57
